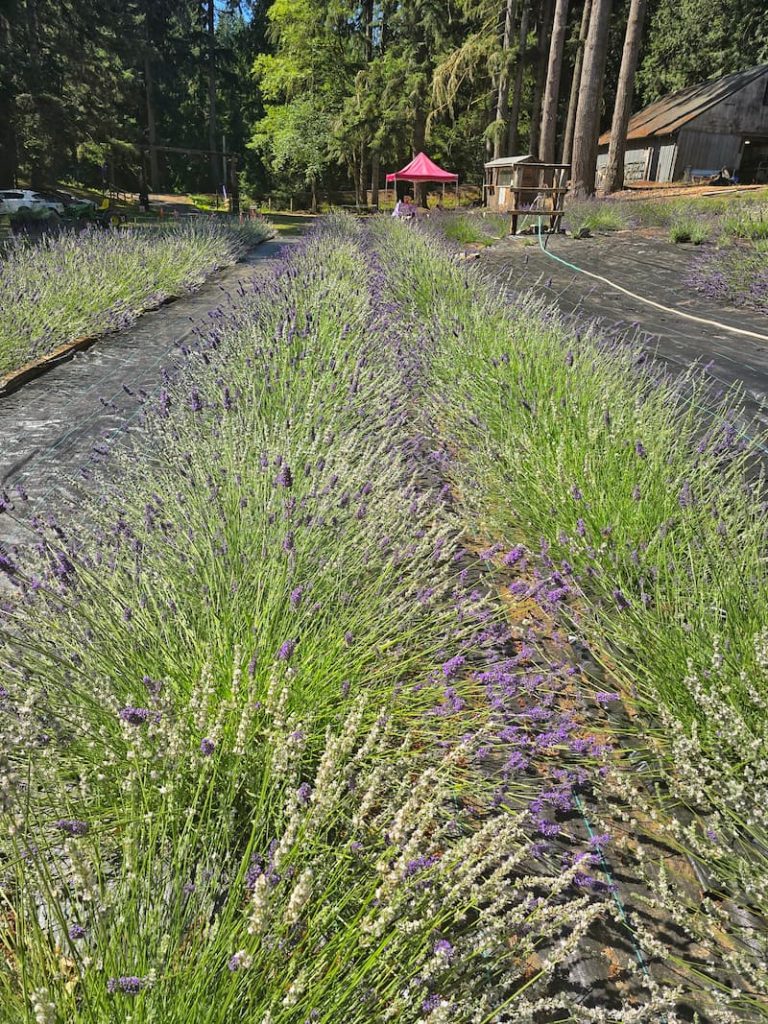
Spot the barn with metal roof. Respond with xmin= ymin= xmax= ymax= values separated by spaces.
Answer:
xmin=596 ymin=64 xmax=768 ymax=185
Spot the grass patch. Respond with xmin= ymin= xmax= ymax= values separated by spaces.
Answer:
xmin=564 ymin=199 xmax=629 ymax=236
xmin=432 ymin=211 xmax=509 ymax=246
xmin=669 ymin=216 xmax=710 ymax=244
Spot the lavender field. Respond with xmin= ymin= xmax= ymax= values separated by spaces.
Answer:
xmin=0 ymin=217 xmax=766 ymax=1022
xmin=0 ymin=218 xmax=272 ymax=378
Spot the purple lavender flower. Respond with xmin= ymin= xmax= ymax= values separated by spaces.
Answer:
xmin=503 ymin=545 xmax=525 ymax=566
xmin=422 ymin=994 xmax=442 ymax=1014
xmin=54 ymin=819 xmax=89 ymax=836
xmin=227 ymin=951 xmax=251 ymax=972
xmin=441 ymin=654 xmax=465 ymax=678
xmin=297 ymin=782 xmax=312 ymax=805
xmin=68 ymin=924 xmax=86 ymax=940
xmin=595 ymin=691 xmax=620 ymax=705
xmin=275 ymin=463 xmax=293 ymax=489
xmin=344 ymin=630 xmax=354 ymax=647
xmin=588 ymin=832 xmax=611 ymax=849
xmin=106 ymin=976 xmax=144 ymax=995
xmin=634 ymin=440 xmax=647 ymax=459
xmin=433 ymin=939 xmax=454 ymax=960
xmin=277 ymin=638 xmax=296 ymax=661
xmin=678 ymin=480 xmax=693 ymax=508
xmin=189 ymin=389 xmax=203 ymax=413
xmin=290 ymin=586 xmax=304 ymax=609
xmin=119 ymin=706 xmax=152 ymax=726
xmin=200 ymin=737 xmax=215 ymax=757
xmin=535 ymin=818 xmax=560 ymax=838
xmin=404 ymin=854 xmax=438 ymax=877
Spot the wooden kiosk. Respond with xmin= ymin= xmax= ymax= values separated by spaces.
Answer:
xmin=483 ymin=155 xmax=569 ymax=234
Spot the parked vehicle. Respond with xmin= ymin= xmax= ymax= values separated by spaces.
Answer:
xmin=45 ymin=189 xmax=99 ymax=213
xmin=0 ymin=189 xmax=65 ymax=215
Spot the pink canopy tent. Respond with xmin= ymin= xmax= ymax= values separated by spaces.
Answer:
xmin=385 ymin=152 xmax=459 ymax=203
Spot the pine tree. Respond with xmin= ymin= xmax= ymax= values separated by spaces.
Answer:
xmin=569 ymin=0 xmax=612 ymax=195
xmin=603 ymin=0 xmax=646 ymax=192
xmin=538 ymin=0 xmax=570 ymax=163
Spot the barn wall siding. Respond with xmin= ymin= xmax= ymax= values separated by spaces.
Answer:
xmin=596 ymin=144 xmax=651 ymax=182
xmin=688 ymin=73 xmax=768 ymax=136
xmin=655 ymin=139 xmax=678 ymax=181
xmin=674 ymin=129 xmax=743 ymax=178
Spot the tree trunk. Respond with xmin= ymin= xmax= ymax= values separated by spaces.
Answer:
xmin=0 ymin=13 xmax=17 ymax=184
xmin=561 ymin=0 xmax=592 ymax=165
xmin=493 ymin=0 xmax=518 ymax=160
xmin=351 ymin=157 xmax=362 ymax=209
xmin=413 ymin=103 xmax=427 ymax=206
xmin=603 ymin=0 xmax=647 ymax=192
xmin=144 ymin=52 xmax=160 ymax=189
xmin=569 ymin=0 xmax=612 ymax=196
xmin=371 ymin=150 xmax=380 ymax=209
xmin=0 ymin=115 xmax=16 ymax=184
xmin=538 ymin=0 xmax=570 ymax=163
xmin=528 ymin=0 xmax=555 ymax=159
xmin=205 ymin=0 xmax=218 ymax=192
xmin=508 ymin=0 xmax=531 ymax=155
xmin=310 ymin=177 xmax=318 ymax=214
xmin=359 ymin=143 xmax=367 ymax=208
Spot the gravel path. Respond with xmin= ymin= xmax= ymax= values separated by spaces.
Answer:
xmin=0 ymin=234 xmax=303 ymax=553
xmin=477 ymin=231 xmax=768 ymax=431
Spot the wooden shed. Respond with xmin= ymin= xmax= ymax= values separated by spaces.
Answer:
xmin=483 ymin=155 xmax=569 ymax=233
xmin=596 ymin=63 xmax=768 ymax=185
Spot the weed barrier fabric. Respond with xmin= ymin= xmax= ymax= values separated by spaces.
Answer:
xmin=475 ymin=232 xmax=768 ymax=425
xmin=0 ymin=217 xmax=761 ymax=1021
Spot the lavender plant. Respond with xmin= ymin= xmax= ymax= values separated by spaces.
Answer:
xmin=0 ymin=218 xmax=273 ymax=377
xmin=1 ymin=218 xmax=665 ymax=1022
xmin=688 ymin=241 xmax=768 ymax=314
xmin=372 ymin=217 xmax=768 ymax=1015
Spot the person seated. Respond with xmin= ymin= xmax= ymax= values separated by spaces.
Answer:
xmin=708 ymin=167 xmax=734 ymax=186
xmin=392 ymin=195 xmax=418 ymax=219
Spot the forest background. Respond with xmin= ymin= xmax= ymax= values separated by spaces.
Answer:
xmin=0 ymin=0 xmax=767 ymax=204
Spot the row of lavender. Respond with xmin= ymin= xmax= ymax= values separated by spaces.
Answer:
xmin=376 ymin=217 xmax=768 ymax=1018
xmin=0 ymin=220 xmax=675 ymax=1022
xmin=0 ymin=218 xmax=273 ymax=378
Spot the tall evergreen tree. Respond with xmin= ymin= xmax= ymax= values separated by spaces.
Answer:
xmin=603 ymin=0 xmax=646 ymax=192
xmin=538 ymin=0 xmax=569 ymax=163
xmin=570 ymin=0 xmax=612 ymax=195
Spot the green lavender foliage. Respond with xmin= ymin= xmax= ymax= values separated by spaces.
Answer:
xmin=0 ymin=219 xmax=272 ymax=376
xmin=373 ymin=218 xmax=768 ymax=941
